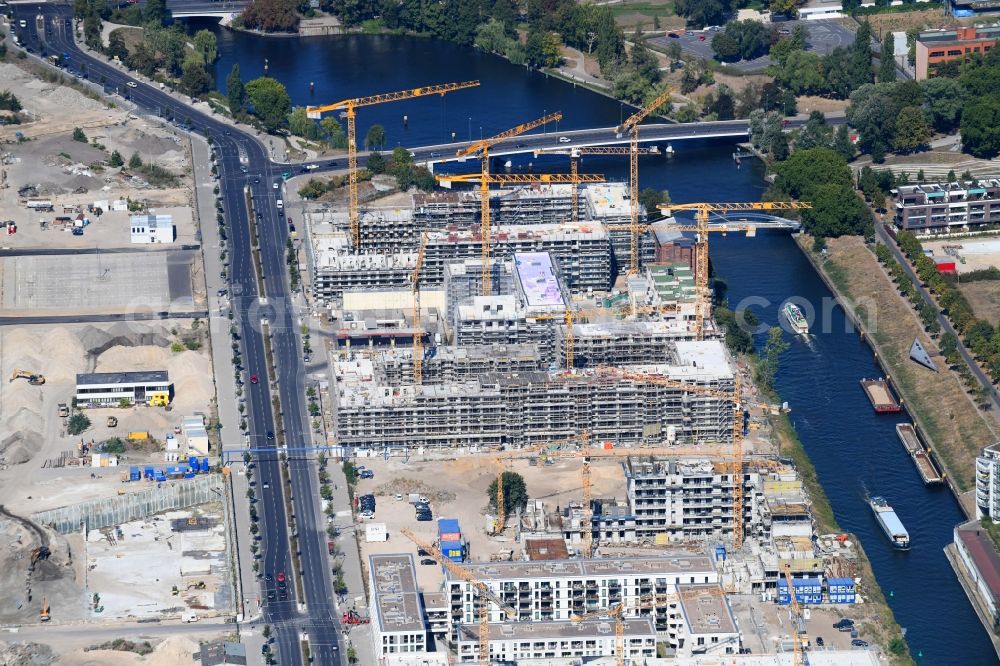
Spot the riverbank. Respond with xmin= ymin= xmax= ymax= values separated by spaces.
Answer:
xmin=796 ymin=233 xmax=998 ymax=506
xmin=755 ymin=361 xmax=911 ymax=663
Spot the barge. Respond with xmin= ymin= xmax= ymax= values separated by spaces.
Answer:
xmin=860 ymin=378 xmax=902 ymax=413
xmin=870 ymin=496 xmax=910 ymax=550
xmin=895 ymin=423 xmax=944 ymax=485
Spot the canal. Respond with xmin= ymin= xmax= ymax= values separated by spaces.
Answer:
xmin=194 ymin=21 xmax=996 ymax=663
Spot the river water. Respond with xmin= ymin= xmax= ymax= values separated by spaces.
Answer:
xmin=194 ymin=21 xmax=996 ymax=663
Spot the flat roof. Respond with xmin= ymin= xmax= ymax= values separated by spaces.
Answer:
xmin=457 ymin=617 xmax=656 ymax=642
xmin=958 ymin=522 xmax=1000 ymax=602
xmin=369 ymin=553 xmax=425 ymax=634
xmin=524 ymin=538 xmax=570 ymax=561
xmin=450 ymin=555 xmax=716 ymax=582
xmin=678 ymin=584 xmax=738 ymax=635
xmin=513 ymin=252 xmax=565 ymax=309
xmin=76 ymin=370 xmax=169 ymax=385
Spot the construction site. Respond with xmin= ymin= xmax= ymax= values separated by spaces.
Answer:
xmin=288 ymin=84 xmax=877 ymax=665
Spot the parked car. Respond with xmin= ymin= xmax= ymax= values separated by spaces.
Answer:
xmin=851 ymin=639 xmax=869 ymax=648
xmin=416 ymin=513 xmax=433 ymax=521
xmin=359 ymin=470 xmax=374 ymax=479
xmin=420 ymin=558 xmax=437 ymax=565
xmin=815 ymin=636 xmax=824 ymax=647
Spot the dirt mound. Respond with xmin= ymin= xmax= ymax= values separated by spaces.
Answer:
xmin=0 ymin=430 xmax=41 ymax=465
xmin=374 ymin=477 xmax=456 ymax=503
xmin=78 ymin=323 xmax=172 ymax=358
xmin=0 ymin=641 xmax=56 ymax=666
xmin=61 ymin=635 xmax=199 ymax=666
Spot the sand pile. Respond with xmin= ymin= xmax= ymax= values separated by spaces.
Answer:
xmin=78 ymin=323 xmax=172 ymax=358
xmin=60 ymin=636 xmax=200 ymax=665
xmin=0 ymin=641 xmax=56 ymax=666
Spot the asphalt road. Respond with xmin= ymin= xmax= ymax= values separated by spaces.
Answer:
xmin=875 ymin=220 xmax=1000 ymax=416
xmin=12 ymin=6 xmax=340 ymax=664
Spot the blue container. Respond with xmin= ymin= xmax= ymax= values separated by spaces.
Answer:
xmin=440 ymin=539 xmax=465 ymax=562
xmin=184 ymin=471 xmax=196 ymax=479
xmin=129 ymin=466 xmax=141 ymax=482
xmin=777 ymin=577 xmax=824 ymax=605
xmin=200 ymin=457 xmax=210 ymax=473
xmin=155 ymin=471 xmax=167 ymax=482
xmin=714 ymin=544 xmax=727 ymax=562
xmin=188 ymin=455 xmax=198 ymax=469
xmin=144 ymin=466 xmax=155 ymax=480
xmin=438 ymin=518 xmax=461 ymax=535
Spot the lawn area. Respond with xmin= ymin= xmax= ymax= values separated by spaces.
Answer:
xmin=816 ymin=235 xmax=998 ymax=492
xmin=602 ymin=0 xmax=683 ymax=30
xmin=960 ymin=281 xmax=1000 ymax=323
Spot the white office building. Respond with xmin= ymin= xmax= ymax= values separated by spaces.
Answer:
xmin=455 ymin=618 xmax=657 ymax=663
xmin=130 ymin=214 xmax=175 ymax=244
xmin=369 ymin=554 xmax=428 ymax=657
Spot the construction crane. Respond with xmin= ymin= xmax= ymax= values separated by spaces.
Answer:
xmin=39 ymin=597 xmax=50 ymax=623
xmin=305 ymin=80 xmax=480 ymax=248
xmin=533 ymin=146 xmax=659 ymax=225
xmin=411 ymin=232 xmax=428 ymax=384
xmin=571 ymin=604 xmax=625 ymax=666
xmin=601 ymin=367 xmax=746 ymax=549
xmin=454 ymin=112 xmax=563 ymax=295
xmin=401 ymin=528 xmax=517 ymax=666
xmin=658 ymin=201 xmax=812 ymax=340
xmin=783 ymin=561 xmax=806 ymax=666
xmin=10 ymin=369 xmax=45 ymax=385
xmin=615 ymin=89 xmax=673 ymax=275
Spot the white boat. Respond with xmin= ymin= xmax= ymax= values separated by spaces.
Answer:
xmin=781 ymin=302 xmax=809 ymax=335
xmin=870 ymin=496 xmax=910 ymax=550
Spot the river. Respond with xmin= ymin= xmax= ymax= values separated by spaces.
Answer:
xmin=192 ymin=20 xmax=997 ymax=663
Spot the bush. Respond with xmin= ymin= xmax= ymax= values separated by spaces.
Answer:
xmin=72 ymin=127 xmax=87 ymax=142
xmin=67 ymin=412 xmax=91 ymax=435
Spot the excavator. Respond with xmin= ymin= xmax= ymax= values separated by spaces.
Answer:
xmin=29 ymin=546 xmax=51 ymax=572
xmin=10 ymin=370 xmax=45 ymax=385
xmin=39 ymin=597 xmax=50 ymax=622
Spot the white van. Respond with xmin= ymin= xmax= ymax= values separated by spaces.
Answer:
xmin=182 ymin=612 xmax=199 ymax=623
xmin=276 ymin=199 xmax=283 ymax=209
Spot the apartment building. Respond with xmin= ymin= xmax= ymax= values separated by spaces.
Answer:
xmin=368 ymin=344 xmax=547 ymax=386
xmin=624 ymin=457 xmax=760 ymax=542
xmin=675 ymin=584 xmax=741 ymax=657
xmin=454 ymin=618 xmax=657 ymax=663
xmin=442 ymin=258 xmax=515 ymax=332
xmin=454 ymin=295 xmax=557 ymax=362
xmin=368 ymin=554 xmax=428 ymax=657
xmin=976 ymin=442 xmax=1000 ymax=519
xmin=333 ymin=341 xmax=736 ymax=448
xmin=893 ymin=180 xmax=1000 ymax=234
xmin=446 ymin=556 xmax=718 ymax=629
xmin=915 ymin=26 xmax=1000 ymax=80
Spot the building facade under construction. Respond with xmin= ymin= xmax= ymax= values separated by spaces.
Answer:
xmin=332 ymin=340 xmax=736 ymax=449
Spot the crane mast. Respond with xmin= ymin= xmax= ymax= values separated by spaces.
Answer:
xmin=306 ymin=80 xmax=480 ymax=248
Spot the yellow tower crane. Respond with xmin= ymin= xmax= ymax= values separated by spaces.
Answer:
xmin=615 ymin=89 xmax=673 ymax=275
xmin=533 ymin=146 xmax=659 ymax=225
xmin=571 ymin=604 xmax=625 ymax=666
xmin=401 ymin=528 xmax=517 ymax=666
xmin=453 ymin=112 xmax=563 ymax=295
xmin=599 ymin=367 xmax=746 ymax=549
xmin=783 ymin=561 xmax=807 ymax=666
xmin=411 ymin=231 xmax=428 ymax=384
xmin=658 ymin=201 xmax=812 ymax=339
xmin=306 ymin=80 xmax=480 ymax=248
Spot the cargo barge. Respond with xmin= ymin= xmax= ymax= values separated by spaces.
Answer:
xmin=860 ymin=378 xmax=902 ymax=413
xmin=895 ymin=423 xmax=944 ymax=485
xmin=869 ymin=496 xmax=910 ymax=550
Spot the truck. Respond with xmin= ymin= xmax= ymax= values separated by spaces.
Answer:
xmin=181 ymin=612 xmax=199 ymax=623
xmin=58 ymin=403 xmax=70 ymax=418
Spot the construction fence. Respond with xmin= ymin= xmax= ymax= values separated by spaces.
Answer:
xmin=31 ymin=474 xmax=224 ymax=534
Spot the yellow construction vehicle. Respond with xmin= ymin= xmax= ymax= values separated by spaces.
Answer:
xmin=58 ymin=403 xmax=70 ymax=418
xmin=147 ymin=392 xmax=169 ymax=407
xmin=305 ymin=81 xmax=480 ymax=249
xmin=453 ymin=112 xmax=563 ymax=295
xmin=10 ymin=369 xmax=45 ymax=385
xmin=39 ymin=597 xmax=50 ymax=622
xmin=401 ymin=528 xmax=517 ymax=666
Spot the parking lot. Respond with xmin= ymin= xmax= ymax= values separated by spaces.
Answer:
xmin=648 ymin=19 xmax=857 ymax=72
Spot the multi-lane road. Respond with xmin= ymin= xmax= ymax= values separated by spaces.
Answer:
xmin=9 ymin=5 xmax=339 ymax=664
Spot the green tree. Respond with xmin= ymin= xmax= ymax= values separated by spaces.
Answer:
xmin=321 ymin=116 xmax=348 ymax=149
xmin=755 ymin=326 xmax=789 ymax=391
xmin=226 ymin=64 xmax=246 ymax=115
xmin=879 ymin=31 xmax=896 ymax=83
xmin=487 ymin=471 xmax=529 ymax=517
xmin=106 ymin=32 xmax=129 ymax=62
xmin=364 ymin=123 xmax=386 ymax=150
xmin=73 ymin=127 xmax=87 ymax=142
xmin=128 ymin=151 xmax=143 ymax=169
xmin=795 ymin=111 xmax=832 ymax=151
xmin=67 ymin=412 xmax=91 ymax=435
xmin=777 ymin=50 xmax=825 ymax=95
xmin=180 ymin=52 xmax=211 ymax=97
xmin=241 ymin=0 xmax=300 ymax=32
xmin=961 ymin=96 xmax=1000 ymax=159
xmin=852 ymin=20 xmax=874 ymax=88
xmin=712 ymin=19 xmax=769 ymax=62
xmin=143 ymin=0 xmax=170 ymax=26
xmin=893 ymin=106 xmax=930 ymax=154
xmin=109 ymin=150 xmax=124 ymax=167
xmin=674 ymin=0 xmax=730 ymax=28
xmin=245 ymin=77 xmax=292 ymax=132
xmin=366 ymin=151 xmax=386 ymax=174
xmin=288 ymin=107 xmax=323 ymax=140
xmin=638 ymin=188 xmax=670 ymax=219
xmin=833 ymin=124 xmax=854 ymax=162
xmin=922 ymin=77 xmax=965 ymax=133
xmin=194 ymin=29 xmax=218 ymax=64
